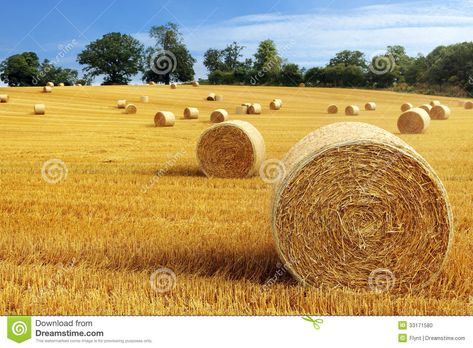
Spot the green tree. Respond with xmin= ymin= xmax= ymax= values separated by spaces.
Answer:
xmin=143 ymin=22 xmax=195 ymax=84
xmin=0 ymin=52 xmax=40 ymax=86
xmin=329 ymin=50 xmax=367 ymax=69
xmin=304 ymin=67 xmax=324 ymax=86
xmin=77 ymin=32 xmax=144 ymax=85
xmin=203 ymin=42 xmax=246 ymax=74
xmin=35 ymin=59 xmax=78 ymax=86
xmin=323 ymin=64 xmax=366 ymax=87
xmin=203 ymin=48 xmax=224 ymax=73
xmin=279 ymin=63 xmax=303 ymax=86
xmin=253 ymin=39 xmax=282 ymax=84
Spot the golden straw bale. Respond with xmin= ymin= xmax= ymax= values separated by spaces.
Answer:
xmin=210 ymin=109 xmax=229 ymax=123
xmin=184 ymin=107 xmax=199 ymax=119
xmin=397 ymin=107 xmax=431 ymax=134
xmin=154 ymin=111 xmax=175 ymax=127
xmin=430 ymin=105 xmax=451 ymax=120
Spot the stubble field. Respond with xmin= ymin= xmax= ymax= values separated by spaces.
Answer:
xmin=0 ymin=84 xmax=472 ymax=315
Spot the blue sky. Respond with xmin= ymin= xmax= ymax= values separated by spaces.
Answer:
xmin=1 ymin=0 xmax=473 ymax=84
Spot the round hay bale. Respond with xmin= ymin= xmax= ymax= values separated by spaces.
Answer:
xmin=299 ymin=83 xmax=305 ymax=87
xmin=192 ymin=81 xmax=199 ymax=87
xmin=241 ymin=102 xmax=252 ymax=107
xmin=184 ymin=107 xmax=199 ymax=119
xmin=58 ymin=82 xmax=65 ymax=87
xmin=0 ymin=94 xmax=9 ymax=103
xmin=210 ymin=109 xmax=229 ymax=123
xmin=154 ymin=111 xmax=175 ymax=127
xmin=236 ymin=105 xmax=248 ymax=114
xmin=271 ymin=122 xmax=452 ymax=293
xmin=34 ymin=104 xmax=46 ymax=115
xmin=270 ymin=100 xmax=281 ymax=110
xmin=365 ymin=102 xmax=376 ymax=111
xmin=430 ymin=105 xmax=451 ymax=120
xmin=397 ymin=107 xmax=431 ymax=134
xmin=148 ymin=81 xmax=156 ymax=85
xmin=43 ymin=86 xmax=52 ymax=93
xmin=401 ymin=103 xmax=413 ymax=112
xmin=430 ymin=100 xmax=441 ymax=107
xmin=196 ymin=120 xmax=265 ymax=178
xmin=464 ymin=101 xmax=473 ymax=110
xmin=215 ymin=94 xmax=223 ymax=101
xmin=248 ymin=103 xmax=262 ymax=115
xmin=327 ymin=105 xmax=338 ymax=114
xmin=125 ymin=104 xmax=137 ymax=114
xmin=207 ymin=93 xmax=216 ymax=101
xmin=46 ymin=82 xmax=54 ymax=87
xmin=140 ymin=96 xmax=149 ymax=103
xmin=418 ymin=104 xmax=432 ymax=113
xmin=117 ymin=100 xmax=127 ymax=109
xmin=273 ymin=98 xmax=283 ymax=106
xmin=170 ymin=83 xmax=177 ymax=89
xmin=76 ymin=83 xmax=82 ymax=86
xmin=345 ymin=105 xmax=359 ymax=116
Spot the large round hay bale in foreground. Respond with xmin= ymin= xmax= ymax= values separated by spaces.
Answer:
xmin=270 ymin=100 xmax=281 ymax=110
xmin=248 ymin=103 xmax=262 ymax=114
xmin=327 ymin=105 xmax=338 ymax=114
xmin=401 ymin=103 xmax=413 ymax=112
xmin=34 ymin=104 xmax=46 ymax=115
xmin=117 ymin=100 xmax=127 ymax=109
xmin=0 ymin=94 xmax=9 ymax=103
xmin=43 ymin=86 xmax=52 ymax=93
xmin=184 ymin=107 xmax=199 ymax=119
xmin=430 ymin=105 xmax=451 ymax=120
xmin=365 ymin=102 xmax=376 ymax=111
xmin=464 ymin=101 xmax=473 ymax=110
xmin=154 ymin=111 xmax=175 ymax=127
xmin=125 ymin=104 xmax=137 ymax=114
xmin=271 ymin=122 xmax=452 ymax=293
xmin=430 ymin=100 xmax=441 ymax=107
xmin=345 ymin=105 xmax=359 ymax=116
xmin=419 ymin=104 xmax=432 ymax=113
xmin=196 ymin=120 xmax=265 ymax=178
xmin=210 ymin=109 xmax=229 ymax=123
xmin=397 ymin=108 xmax=431 ymax=134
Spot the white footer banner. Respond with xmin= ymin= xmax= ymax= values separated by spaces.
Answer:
xmin=0 ymin=316 xmax=470 ymax=347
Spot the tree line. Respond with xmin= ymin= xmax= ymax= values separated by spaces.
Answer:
xmin=1 ymin=22 xmax=473 ymax=97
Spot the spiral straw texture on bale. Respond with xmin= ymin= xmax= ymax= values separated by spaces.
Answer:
xmin=397 ymin=108 xmax=431 ymax=134
xmin=196 ymin=120 xmax=265 ymax=178
xmin=430 ymin=105 xmax=451 ymax=120
xmin=271 ymin=122 xmax=453 ymax=293
xmin=154 ymin=111 xmax=175 ymax=127
xmin=401 ymin=103 xmax=413 ymax=112
xmin=184 ymin=107 xmax=199 ymax=119
xmin=125 ymin=104 xmax=137 ymax=114
xmin=210 ymin=109 xmax=229 ymax=123
xmin=327 ymin=105 xmax=338 ymax=114
xmin=345 ymin=105 xmax=359 ymax=116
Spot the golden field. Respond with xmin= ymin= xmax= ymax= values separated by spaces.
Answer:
xmin=0 ymin=84 xmax=472 ymax=315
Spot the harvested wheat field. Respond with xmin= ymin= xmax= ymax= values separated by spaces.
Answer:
xmin=0 ymin=84 xmax=472 ymax=316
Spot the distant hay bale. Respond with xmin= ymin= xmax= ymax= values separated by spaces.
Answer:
xmin=241 ymin=103 xmax=251 ymax=107
xmin=192 ymin=81 xmax=199 ymax=87
xmin=184 ymin=107 xmax=199 ymax=119
xmin=273 ymin=98 xmax=283 ymax=106
xmin=46 ymin=82 xmax=54 ymax=87
xmin=401 ymin=103 xmax=413 ymax=112
xmin=365 ymin=102 xmax=376 ymax=111
xmin=154 ymin=111 xmax=175 ymax=127
xmin=464 ymin=101 xmax=473 ymax=109
xmin=125 ymin=104 xmax=137 ymax=114
xmin=196 ymin=120 xmax=265 ymax=178
xmin=271 ymin=122 xmax=452 ymax=292
xmin=43 ymin=86 xmax=52 ymax=93
xmin=117 ymin=100 xmax=127 ymax=109
xmin=140 ymin=96 xmax=149 ymax=103
xmin=215 ymin=94 xmax=223 ymax=101
xmin=419 ymin=104 xmax=432 ymax=113
xmin=210 ymin=109 xmax=229 ymax=123
xmin=58 ymin=83 xmax=65 ymax=87
xmin=345 ymin=105 xmax=359 ymax=116
xmin=327 ymin=105 xmax=338 ymax=114
xmin=76 ymin=83 xmax=82 ymax=86
xmin=397 ymin=107 xmax=431 ymax=134
xmin=430 ymin=100 xmax=441 ymax=107
xmin=248 ymin=103 xmax=262 ymax=114
xmin=236 ymin=105 xmax=248 ymax=114
xmin=207 ymin=93 xmax=216 ymax=101
xmin=34 ymin=104 xmax=46 ymax=115
xmin=0 ymin=94 xmax=9 ymax=103
xmin=270 ymin=100 xmax=282 ymax=110
xmin=430 ymin=105 xmax=451 ymax=120
xmin=299 ymin=83 xmax=305 ymax=87
xmin=170 ymin=83 xmax=177 ymax=89
xmin=148 ymin=81 xmax=156 ymax=85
